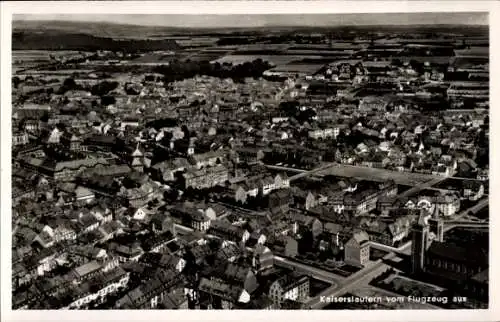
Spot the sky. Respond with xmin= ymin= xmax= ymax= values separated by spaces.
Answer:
xmin=15 ymin=12 xmax=488 ymax=28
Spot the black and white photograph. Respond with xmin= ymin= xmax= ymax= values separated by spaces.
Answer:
xmin=1 ymin=1 xmax=497 ymax=320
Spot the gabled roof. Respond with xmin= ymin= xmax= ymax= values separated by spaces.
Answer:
xmin=73 ymin=260 xmax=102 ymax=278
xmin=350 ymin=231 xmax=369 ymax=244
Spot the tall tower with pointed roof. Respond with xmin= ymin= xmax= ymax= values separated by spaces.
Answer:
xmin=130 ymin=143 xmax=144 ymax=172
xmin=411 ymin=209 xmax=430 ymax=274
xmin=428 ymin=205 xmax=444 ymax=242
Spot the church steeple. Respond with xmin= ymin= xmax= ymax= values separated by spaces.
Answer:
xmin=428 ymin=206 xmax=444 ymax=242
xmin=411 ymin=209 xmax=430 ymax=275
xmin=132 ymin=142 xmax=143 ymax=157
xmin=131 ymin=142 xmax=144 ymax=172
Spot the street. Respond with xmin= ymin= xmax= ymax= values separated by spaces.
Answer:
xmin=273 ymin=255 xmax=345 ymax=285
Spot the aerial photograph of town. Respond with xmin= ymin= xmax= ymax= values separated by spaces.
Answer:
xmin=10 ymin=12 xmax=489 ymax=310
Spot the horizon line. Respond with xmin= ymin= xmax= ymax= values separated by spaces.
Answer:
xmin=13 ymin=12 xmax=489 ymax=28
xmin=13 ymin=19 xmax=489 ymax=29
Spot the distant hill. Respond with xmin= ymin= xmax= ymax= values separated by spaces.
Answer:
xmin=12 ymin=30 xmax=181 ymax=52
xmin=13 ymin=20 xmax=192 ymax=39
xmin=13 ymin=19 xmax=489 ymax=38
xmin=12 ymin=19 xmax=488 ymax=51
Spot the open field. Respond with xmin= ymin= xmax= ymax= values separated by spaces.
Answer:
xmin=131 ymin=52 xmax=177 ymax=64
xmin=269 ymin=63 xmax=325 ymax=74
xmin=213 ymin=54 xmax=324 ymax=65
xmin=315 ymin=164 xmax=442 ymax=186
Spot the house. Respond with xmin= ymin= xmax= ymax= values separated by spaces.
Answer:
xmin=477 ymin=169 xmax=488 ymax=181
xmin=159 ymin=287 xmax=189 ymax=309
xmin=150 ymin=212 xmax=176 ymax=235
xmin=292 ymin=189 xmax=317 ymax=211
xmin=208 ymin=221 xmax=250 ymax=245
xmin=215 ymin=242 xmax=243 ymax=263
xmin=116 ymin=269 xmax=184 ymax=309
xmin=284 ymin=236 xmax=299 ymax=258
xmin=377 ymin=196 xmax=397 ymax=213
xmin=322 ymin=222 xmax=354 ymax=247
xmin=152 ymin=158 xmax=190 ymax=182
xmin=61 ymin=132 xmax=83 ymax=151
xmin=274 ymin=173 xmax=290 ymax=190
xmin=434 ymin=193 xmax=461 ymax=217
xmin=23 ymin=248 xmax=59 ymax=277
xmin=188 ymin=150 xmax=225 ymax=169
xmin=252 ymin=244 xmax=274 ymax=272
xmin=198 ymin=277 xmax=251 ymax=309
xmin=462 ymin=181 xmax=485 ymax=201
xmin=119 ymin=182 xmax=156 ymax=208
xmin=171 ymin=203 xmax=214 ymax=231
xmin=70 ymin=260 xmax=103 ymax=283
xmin=189 ymin=210 xmax=211 ymax=232
xmin=141 ymin=253 xmax=186 ymax=273
xmin=260 ymin=176 xmax=276 ymax=196
xmin=344 ymin=231 xmax=370 ymax=267
xmin=67 ymin=267 xmax=130 ymax=309
xmin=68 ymin=245 xmax=108 ymax=266
xmin=362 ymin=216 xmax=412 ymax=247
xmin=13 ymin=131 xmax=29 ymax=146
xmin=235 ymin=147 xmax=265 ymax=164
xmin=268 ymin=273 xmax=309 ymax=308
xmin=308 ymin=128 xmax=336 ymax=140
xmin=232 ymin=177 xmax=261 ymax=202
xmin=220 ymin=263 xmax=259 ymax=295
xmin=358 ymin=96 xmax=388 ymax=112
xmin=114 ymin=244 xmax=144 ymax=263
xmin=97 ymin=221 xmax=124 ymax=242
xmin=268 ymin=189 xmax=292 ymax=214
xmin=182 ymin=165 xmax=229 ymax=190
xmin=124 ymin=207 xmax=148 ymax=222
xmin=32 ymin=226 xmax=56 ymax=249
xmin=234 ymin=185 xmax=249 ymax=204
xmin=74 ymin=186 xmax=95 ymax=204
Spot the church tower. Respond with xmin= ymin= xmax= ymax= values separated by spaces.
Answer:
xmin=428 ymin=205 xmax=444 ymax=242
xmin=411 ymin=210 xmax=430 ymax=274
xmin=131 ymin=143 xmax=144 ymax=172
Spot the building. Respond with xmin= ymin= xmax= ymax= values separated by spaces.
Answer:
xmin=183 ymin=165 xmax=229 ymax=190
xmin=268 ymin=274 xmax=309 ymax=308
xmin=67 ymin=267 xmax=130 ymax=309
xmin=198 ymin=277 xmax=251 ymax=309
xmin=188 ymin=150 xmax=225 ymax=169
xmin=235 ymin=147 xmax=265 ymax=164
xmin=268 ymin=189 xmax=292 ymax=214
xmin=411 ymin=211 xmax=431 ymax=274
xmin=152 ymin=158 xmax=189 ymax=182
xmin=13 ymin=132 xmax=29 ymax=146
xmin=424 ymin=242 xmax=488 ymax=281
xmin=208 ymin=221 xmax=250 ymax=245
xmin=252 ymin=245 xmax=274 ymax=272
xmin=344 ymin=231 xmax=370 ymax=267
xmin=114 ymin=244 xmax=144 ymax=263
xmin=61 ymin=132 xmax=83 ymax=152
xmin=189 ymin=210 xmax=211 ymax=232
xmin=434 ymin=193 xmax=461 ymax=217
xmin=21 ymin=157 xmax=110 ymax=181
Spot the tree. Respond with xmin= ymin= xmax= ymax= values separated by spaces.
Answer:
xmin=101 ymin=95 xmax=116 ymax=106
xmin=91 ymin=81 xmax=119 ymax=96
xmin=63 ymin=77 xmax=77 ymax=88
xmin=12 ymin=76 xmax=21 ymax=88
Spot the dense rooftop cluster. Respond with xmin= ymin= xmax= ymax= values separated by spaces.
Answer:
xmin=12 ymin=25 xmax=489 ymax=310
